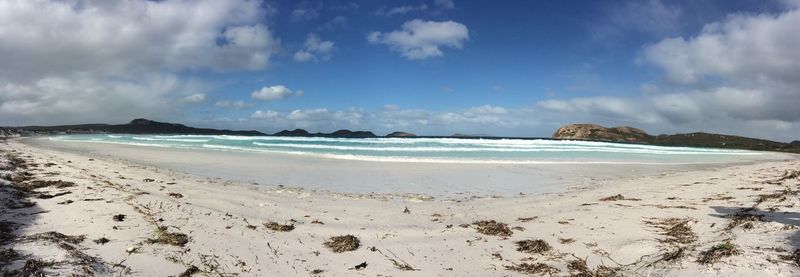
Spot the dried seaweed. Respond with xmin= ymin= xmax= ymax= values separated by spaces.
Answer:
xmin=473 ymin=220 xmax=513 ymax=237
xmin=324 ymin=235 xmax=360 ymax=253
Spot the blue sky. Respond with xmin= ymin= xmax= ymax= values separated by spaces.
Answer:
xmin=1 ymin=0 xmax=799 ymax=141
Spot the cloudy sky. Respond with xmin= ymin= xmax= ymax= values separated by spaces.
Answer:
xmin=1 ymin=0 xmax=799 ymax=141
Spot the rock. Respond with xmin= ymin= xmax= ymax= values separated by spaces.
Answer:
xmin=274 ymin=129 xmax=310 ymax=136
xmin=330 ymin=130 xmax=377 ymax=138
xmin=386 ymin=131 xmax=416 ymax=138
xmin=552 ymin=124 xmax=651 ymax=143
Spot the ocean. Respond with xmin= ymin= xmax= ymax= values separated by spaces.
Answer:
xmin=50 ymin=134 xmax=764 ymax=165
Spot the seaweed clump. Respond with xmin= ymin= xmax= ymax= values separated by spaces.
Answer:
xmin=264 ymin=222 xmax=294 ymax=232
xmin=515 ymin=239 xmax=551 ymax=254
xmin=697 ymin=242 xmax=741 ymax=264
xmin=504 ymin=262 xmax=559 ymax=275
xmin=473 ymin=220 xmax=513 ymax=237
xmin=147 ymin=226 xmax=189 ymax=247
xmin=323 ymin=235 xmax=360 ymax=253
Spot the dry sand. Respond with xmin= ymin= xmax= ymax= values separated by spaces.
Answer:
xmin=2 ymin=138 xmax=800 ymax=276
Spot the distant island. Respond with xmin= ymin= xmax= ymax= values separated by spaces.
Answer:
xmin=1 ymin=119 xmax=798 ymax=153
xmin=0 ymin=118 xmax=401 ymax=139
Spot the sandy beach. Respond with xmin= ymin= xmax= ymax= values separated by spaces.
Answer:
xmin=2 ymin=137 xmax=800 ymax=276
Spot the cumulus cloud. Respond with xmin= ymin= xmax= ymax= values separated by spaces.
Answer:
xmin=0 ymin=0 xmax=279 ymax=125
xmin=376 ymin=0 xmax=455 ymax=17
xmin=180 ymin=93 xmax=206 ymax=103
xmin=536 ymin=97 xmax=660 ymax=124
xmin=381 ymin=4 xmax=428 ymax=17
xmin=0 ymin=75 xmax=179 ymax=125
xmin=247 ymin=108 xmax=366 ymax=130
xmin=294 ymin=33 xmax=335 ymax=62
xmin=250 ymin=110 xmax=280 ymax=120
xmin=215 ymin=100 xmax=250 ymax=109
xmin=0 ymin=0 xmax=278 ymax=81
xmin=250 ymin=85 xmax=301 ymax=101
xmin=642 ymin=8 xmax=800 ymax=85
xmin=641 ymin=6 xmax=800 ymax=134
xmin=368 ymin=19 xmax=469 ymax=60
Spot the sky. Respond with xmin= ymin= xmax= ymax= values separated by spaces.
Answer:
xmin=1 ymin=0 xmax=799 ymax=141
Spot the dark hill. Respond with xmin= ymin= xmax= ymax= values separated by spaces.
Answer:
xmin=274 ymin=129 xmax=310 ymax=136
xmin=5 ymin=118 xmax=266 ymax=136
xmin=386 ymin=131 xmax=417 ymax=137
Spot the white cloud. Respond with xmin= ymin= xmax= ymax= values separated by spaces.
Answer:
xmin=247 ymin=108 xmax=366 ymax=130
xmin=0 ymin=0 xmax=279 ymax=125
xmin=643 ymin=8 xmax=800 ymax=85
xmin=637 ymin=6 xmax=800 ymax=137
xmin=0 ymin=0 xmax=279 ymax=81
xmin=383 ymin=4 xmax=428 ymax=17
xmin=250 ymin=110 xmax=279 ymax=120
xmin=368 ymin=19 xmax=469 ymax=60
xmin=294 ymin=33 xmax=335 ymax=62
xmin=180 ymin=93 xmax=206 ymax=103
xmin=293 ymin=51 xmax=315 ymax=62
xmin=250 ymin=85 xmax=298 ymax=101
xmin=466 ymin=105 xmax=507 ymax=115
xmin=376 ymin=0 xmax=455 ymax=17
xmin=0 ymin=75 xmax=180 ymax=125
xmin=537 ymin=97 xmax=660 ymax=124
xmin=215 ymin=100 xmax=250 ymax=109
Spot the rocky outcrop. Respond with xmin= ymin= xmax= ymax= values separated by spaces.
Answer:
xmin=273 ymin=129 xmax=377 ymax=138
xmin=274 ymin=129 xmax=310 ymax=136
xmin=331 ymin=130 xmax=377 ymax=138
xmin=552 ymin=124 xmax=651 ymax=143
xmin=552 ymin=123 xmax=800 ymax=153
xmin=386 ymin=131 xmax=416 ymax=138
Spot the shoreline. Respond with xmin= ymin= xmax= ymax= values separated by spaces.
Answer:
xmin=25 ymin=136 xmax=792 ymax=200
xmin=1 ymin=138 xmax=799 ymax=275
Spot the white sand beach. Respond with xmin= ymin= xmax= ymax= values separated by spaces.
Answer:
xmin=2 ymin=138 xmax=800 ymax=276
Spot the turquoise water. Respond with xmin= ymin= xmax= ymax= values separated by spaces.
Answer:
xmin=50 ymin=134 xmax=765 ymax=164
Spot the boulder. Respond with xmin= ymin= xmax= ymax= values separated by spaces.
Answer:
xmin=552 ymin=124 xmax=651 ymax=142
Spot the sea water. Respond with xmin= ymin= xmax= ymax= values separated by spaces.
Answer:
xmin=50 ymin=134 xmax=764 ymax=165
